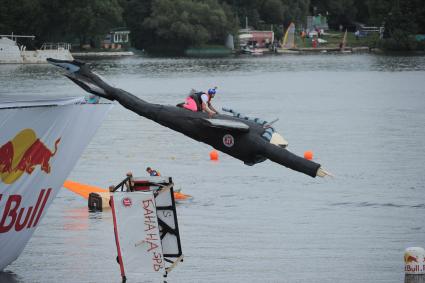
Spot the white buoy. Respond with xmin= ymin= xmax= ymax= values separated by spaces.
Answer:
xmin=404 ymin=247 xmax=425 ymax=275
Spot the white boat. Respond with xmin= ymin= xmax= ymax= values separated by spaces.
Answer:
xmin=240 ymin=45 xmax=264 ymax=55
xmin=0 ymin=34 xmax=73 ymax=64
xmin=0 ymin=96 xmax=112 ymax=271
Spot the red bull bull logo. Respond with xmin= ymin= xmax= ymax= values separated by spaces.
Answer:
xmin=0 ymin=129 xmax=60 ymax=184
xmin=405 ymin=255 xmax=418 ymax=263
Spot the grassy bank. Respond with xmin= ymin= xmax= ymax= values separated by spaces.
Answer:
xmin=293 ymin=30 xmax=425 ymax=51
xmin=185 ymin=45 xmax=233 ymax=57
xmin=293 ymin=30 xmax=380 ymax=49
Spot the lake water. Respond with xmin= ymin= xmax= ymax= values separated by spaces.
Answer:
xmin=1 ymin=53 xmax=425 ymax=283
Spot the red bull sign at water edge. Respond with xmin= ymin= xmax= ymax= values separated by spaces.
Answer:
xmin=0 ymin=97 xmax=112 ymax=271
xmin=404 ymin=247 xmax=425 ymax=275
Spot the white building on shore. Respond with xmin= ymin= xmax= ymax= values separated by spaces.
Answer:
xmin=0 ymin=34 xmax=73 ymax=64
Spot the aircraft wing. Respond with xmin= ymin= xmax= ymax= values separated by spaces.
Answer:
xmin=203 ymin=118 xmax=250 ymax=132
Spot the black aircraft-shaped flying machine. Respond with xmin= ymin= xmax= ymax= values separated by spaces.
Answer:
xmin=47 ymin=58 xmax=330 ymax=178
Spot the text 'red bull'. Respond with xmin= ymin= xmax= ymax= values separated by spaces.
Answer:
xmin=405 ymin=264 xmax=425 ymax=273
xmin=0 ymin=188 xmax=52 ymax=233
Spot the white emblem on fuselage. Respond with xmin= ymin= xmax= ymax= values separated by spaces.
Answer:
xmin=223 ymin=134 xmax=234 ymax=147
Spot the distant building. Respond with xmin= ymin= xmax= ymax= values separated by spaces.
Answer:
xmin=238 ymin=29 xmax=274 ymax=49
xmin=307 ymin=15 xmax=329 ymax=32
xmin=102 ymin=28 xmax=130 ymax=50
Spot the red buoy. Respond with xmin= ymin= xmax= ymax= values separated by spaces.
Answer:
xmin=210 ymin=150 xmax=219 ymax=161
xmin=304 ymin=150 xmax=313 ymax=160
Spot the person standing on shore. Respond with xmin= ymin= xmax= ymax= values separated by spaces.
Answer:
xmin=301 ymin=30 xmax=306 ymax=47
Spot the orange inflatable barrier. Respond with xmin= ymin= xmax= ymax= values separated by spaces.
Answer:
xmin=174 ymin=191 xmax=192 ymax=201
xmin=63 ymin=180 xmax=107 ymax=199
xmin=63 ymin=180 xmax=192 ymax=202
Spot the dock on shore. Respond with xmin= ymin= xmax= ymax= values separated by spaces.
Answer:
xmin=71 ymin=51 xmax=134 ymax=58
xmin=274 ymin=46 xmax=370 ymax=54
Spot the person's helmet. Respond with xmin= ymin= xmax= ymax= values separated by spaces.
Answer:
xmin=208 ymin=88 xmax=216 ymax=95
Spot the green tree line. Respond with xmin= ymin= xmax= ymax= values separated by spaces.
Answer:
xmin=1 ymin=0 xmax=424 ymax=51
xmin=1 ymin=0 xmax=123 ymax=49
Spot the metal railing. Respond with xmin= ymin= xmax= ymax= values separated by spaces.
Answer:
xmin=0 ymin=34 xmax=35 ymax=41
xmin=359 ymin=26 xmax=384 ymax=33
xmin=40 ymin=42 xmax=71 ymax=51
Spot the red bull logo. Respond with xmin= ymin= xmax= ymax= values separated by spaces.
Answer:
xmin=0 ymin=129 xmax=60 ymax=184
xmin=404 ymin=248 xmax=425 ymax=274
xmin=405 ymin=255 xmax=418 ymax=263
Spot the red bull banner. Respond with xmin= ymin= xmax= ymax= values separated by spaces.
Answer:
xmin=0 ymin=97 xmax=112 ymax=271
xmin=111 ymin=192 xmax=165 ymax=281
xmin=404 ymin=247 xmax=425 ymax=274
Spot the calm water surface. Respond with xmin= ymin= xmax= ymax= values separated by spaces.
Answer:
xmin=1 ymin=54 xmax=425 ymax=283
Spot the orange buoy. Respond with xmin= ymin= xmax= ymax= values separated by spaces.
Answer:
xmin=304 ymin=150 xmax=313 ymax=160
xmin=209 ymin=150 xmax=219 ymax=161
xmin=174 ymin=192 xmax=192 ymax=201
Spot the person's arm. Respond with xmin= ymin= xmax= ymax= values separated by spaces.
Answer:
xmin=209 ymin=102 xmax=218 ymax=114
xmin=208 ymin=103 xmax=219 ymax=114
xmin=200 ymin=94 xmax=216 ymax=117
xmin=202 ymin=102 xmax=216 ymax=117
